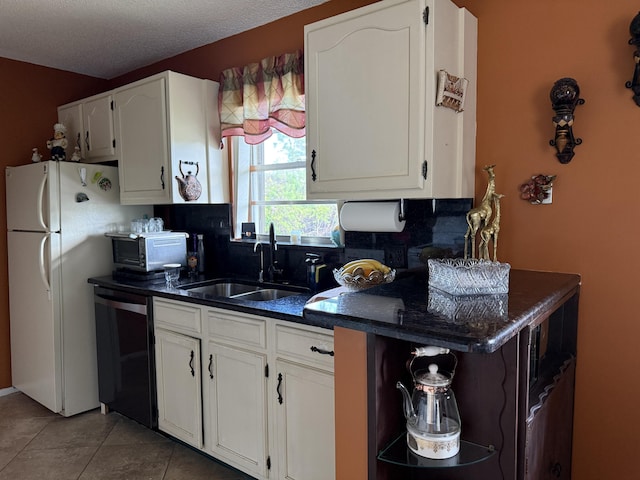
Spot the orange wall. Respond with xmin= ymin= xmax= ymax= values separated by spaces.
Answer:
xmin=2 ymin=0 xmax=639 ymax=478
xmin=456 ymin=1 xmax=639 ymax=479
xmin=0 ymin=58 xmax=107 ymax=388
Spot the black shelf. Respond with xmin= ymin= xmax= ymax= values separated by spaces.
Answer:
xmin=377 ymin=433 xmax=496 ymax=469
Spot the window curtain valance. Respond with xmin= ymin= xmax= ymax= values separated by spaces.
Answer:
xmin=219 ymin=50 xmax=305 ymax=145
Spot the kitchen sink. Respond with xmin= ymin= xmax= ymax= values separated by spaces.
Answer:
xmin=232 ymin=288 xmax=301 ymax=302
xmin=183 ymin=282 xmax=258 ymax=297
xmin=179 ymin=280 xmax=307 ymax=301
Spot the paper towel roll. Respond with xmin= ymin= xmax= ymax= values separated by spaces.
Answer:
xmin=339 ymin=201 xmax=406 ymax=232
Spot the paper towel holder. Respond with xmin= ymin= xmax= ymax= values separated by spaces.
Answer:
xmin=398 ymin=199 xmax=406 ymax=222
xmin=340 ymin=200 xmax=407 ymax=233
xmin=342 ymin=199 xmax=406 ymax=221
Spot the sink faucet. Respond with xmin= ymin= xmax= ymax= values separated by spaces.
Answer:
xmin=254 ymin=242 xmax=265 ymax=282
xmin=268 ymin=223 xmax=283 ymax=282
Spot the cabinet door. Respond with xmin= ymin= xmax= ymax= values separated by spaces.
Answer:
xmin=155 ymin=328 xmax=203 ymax=448
xmin=524 ymin=360 xmax=575 ymax=480
xmin=115 ymin=77 xmax=171 ymax=204
xmin=305 ymin=0 xmax=426 ymax=200
xmin=83 ymin=93 xmax=116 ymax=160
xmin=206 ymin=342 xmax=268 ymax=478
xmin=57 ymin=103 xmax=84 ymax=161
xmin=275 ymin=360 xmax=335 ymax=480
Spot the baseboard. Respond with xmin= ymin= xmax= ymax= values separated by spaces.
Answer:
xmin=0 ymin=386 xmax=18 ymax=397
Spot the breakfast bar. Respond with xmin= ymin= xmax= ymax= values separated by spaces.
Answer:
xmin=304 ymin=269 xmax=579 ymax=480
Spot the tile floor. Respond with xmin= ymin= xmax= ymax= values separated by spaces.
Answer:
xmin=0 ymin=391 xmax=253 ymax=480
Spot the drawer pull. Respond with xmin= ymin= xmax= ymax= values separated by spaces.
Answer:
xmin=208 ymin=354 xmax=214 ymax=379
xmin=189 ymin=350 xmax=195 ymax=376
xmin=310 ymin=345 xmax=334 ymax=356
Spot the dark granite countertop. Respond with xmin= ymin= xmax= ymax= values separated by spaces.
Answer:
xmin=303 ymin=269 xmax=580 ymax=353
xmin=88 ymin=275 xmax=313 ymax=323
xmin=89 ymin=269 xmax=580 ymax=353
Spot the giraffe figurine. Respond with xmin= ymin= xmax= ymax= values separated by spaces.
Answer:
xmin=479 ymin=193 xmax=505 ymax=261
xmin=464 ymin=165 xmax=496 ymax=259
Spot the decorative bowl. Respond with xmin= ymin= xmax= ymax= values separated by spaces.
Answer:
xmin=333 ymin=267 xmax=396 ymax=291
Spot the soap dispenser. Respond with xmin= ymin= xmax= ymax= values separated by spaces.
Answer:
xmin=305 ymin=253 xmax=326 ymax=292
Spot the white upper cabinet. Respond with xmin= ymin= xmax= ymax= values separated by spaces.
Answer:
xmin=114 ymin=71 xmax=227 ymax=205
xmin=83 ymin=93 xmax=117 ymax=161
xmin=57 ymin=70 xmax=229 ymax=205
xmin=305 ymin=0 xmax=477 ymax=200
xmin=57 ymin=94 xmax=116 ymax=163
xmin=56 ymin=101 xmax=84 ymax=161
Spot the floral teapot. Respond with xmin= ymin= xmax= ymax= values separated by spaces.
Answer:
xmin=175 ymin=160 xmax=202 ymax=201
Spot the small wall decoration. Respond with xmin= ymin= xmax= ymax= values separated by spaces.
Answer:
xmin=625 ymin=11 xmax=640 ymax=106
xmin=519 ymin=174 xmax=556 ymax=204
xmin=436 ymin=70 xmax=468 ymax=112
xmin=549 ymin=78 xmax=584 ymax=164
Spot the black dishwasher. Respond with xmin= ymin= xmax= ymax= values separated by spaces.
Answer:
xmin=94 ymin=286 xmax=157 ymax=429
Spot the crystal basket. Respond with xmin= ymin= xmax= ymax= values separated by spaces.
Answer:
xmin=427 ymin=258 xmax=510 ymax=296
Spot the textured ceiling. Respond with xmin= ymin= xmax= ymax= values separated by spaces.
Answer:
xmin=0 ymin=0 xmax=328 ymax=79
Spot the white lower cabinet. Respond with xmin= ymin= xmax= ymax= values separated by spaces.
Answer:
xmin=273 ymin=323 xmax=335 ymax=480
xmin=205 ymin=307 xmax=269 ymax=478
xmin=153 ymin=298 xmax=335 ymax=479
xmin=154 ymin=328 xmax=203 ymax=448
xmin=274 ymin=360 xmax=335 ymax=480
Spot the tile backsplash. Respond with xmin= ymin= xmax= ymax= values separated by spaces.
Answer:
xmin=156 ymin=198 xmax=471 ymax=290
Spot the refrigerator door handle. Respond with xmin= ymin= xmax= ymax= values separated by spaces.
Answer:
xmin=39 ymin=233 xmax=51 ymax=295
xmin=36 ymin=166 xmax=49 ymax=232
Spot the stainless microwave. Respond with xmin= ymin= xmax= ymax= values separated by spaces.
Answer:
xmin=106 ymin=232 xmax=188 ymax=272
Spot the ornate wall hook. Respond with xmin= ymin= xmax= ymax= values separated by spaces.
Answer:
xmin=520 ymin=174 xmax=556 ymax=204
xmin=549 ymin=78 xmax=585 ymax=164
xmin=625 ymin=11 xmax=640 ymax=106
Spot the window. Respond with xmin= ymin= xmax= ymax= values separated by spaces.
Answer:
xmin=232 ymin=130 xmax=338 ymax=243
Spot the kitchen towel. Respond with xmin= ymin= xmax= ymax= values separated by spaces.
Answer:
xmin=339 ymin=201 xmax=406 ymax=232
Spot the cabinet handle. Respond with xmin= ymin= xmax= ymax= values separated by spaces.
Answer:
xmin=276 ymin=373 xmax=283 ymax=404
xmin=189 ymin=350 xmax=195 ymax=377
xmin=310 ymin=345 xmax=334 ymax=356
xmin=208 ymin=354 xmax=214 ymax=379
xmin=85 ymin=131 xmax=90 ymax=151
xmin=160 ymin=166 xmax=165 ymax=190
xmin=310 ymin=150 xmax=317 ymax=181
xmin=551 ymin=462 xmax=562 ymax=477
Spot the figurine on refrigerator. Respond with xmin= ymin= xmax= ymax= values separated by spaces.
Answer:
xmin=46 ymin=123 xmax=68 ymax=161
xmin=70 ymin=146 xmax=82 ymax=162
xmin=31 ymin=147 xmax=42 ymax=163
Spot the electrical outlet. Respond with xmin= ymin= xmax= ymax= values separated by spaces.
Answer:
xmin=385 ymin=246 xmax=406 ymax=269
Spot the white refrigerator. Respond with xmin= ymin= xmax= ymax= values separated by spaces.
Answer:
xmin=5 ymin=161 xmax=151 ymax=416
